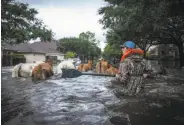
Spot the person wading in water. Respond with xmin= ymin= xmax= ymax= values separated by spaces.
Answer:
xmin=112 ymin=41 xmax=148 ymax=95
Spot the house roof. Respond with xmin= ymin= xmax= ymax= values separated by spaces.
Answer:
xmin=29 ymin=42 xmax=60 ymax=53
xmin=1 ymin=46 xmax=17 ymax=52
xmin=14 ymin=43 xmax=34 ymax=53
xmin=3 ymin=41 xmax=62 ymax=54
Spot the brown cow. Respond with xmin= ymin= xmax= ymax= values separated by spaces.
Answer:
xmin=31 ymin=59 xmax=54 ymax=80
xmin=95 ymin=59 xmax=109 ymax=73
xmin=105 ymin=64 xmax=118 ymax=75
xmin=78 ymin=60 xmax=93 ymax=72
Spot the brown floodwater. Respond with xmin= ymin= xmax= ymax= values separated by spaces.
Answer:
xmin=2 ymin=60 xmax=184 ymax=125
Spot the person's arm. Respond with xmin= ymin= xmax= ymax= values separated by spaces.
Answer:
xmin=116 ymin=60 xmax=130 ymax=84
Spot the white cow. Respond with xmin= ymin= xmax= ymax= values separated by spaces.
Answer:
xmin=56 ymin=60 xmax=76 ymax=74
xmin=12 ymin=61 xmax=44 ymax=78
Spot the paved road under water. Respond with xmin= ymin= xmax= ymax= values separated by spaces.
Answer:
xmin=2 ymin=65 xmax=184 ymax=125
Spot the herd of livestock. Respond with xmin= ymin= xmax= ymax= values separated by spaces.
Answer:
xmin=11 ymin=58 xmax=119 ymax=80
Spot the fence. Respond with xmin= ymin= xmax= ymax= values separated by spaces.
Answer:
xmin=2 ymin=54 xmax=26 ymax=67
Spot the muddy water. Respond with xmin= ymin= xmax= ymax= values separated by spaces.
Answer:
xmin=2 ymin=64 xmax=184 ymax=125
xmin=2 ymin=69 xmax=118 ymax=125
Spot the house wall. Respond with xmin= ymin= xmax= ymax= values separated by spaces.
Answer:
xmin=158 ymin=44 xmax=179 ymax=58
xmin=24 ymin=53 xmax=46 ymax=63
xmin=148 ymin=44 xmax=179 ymax=59
xmin=148 ymin=45 xmax=159 ymax=56
xmin=57 ymin=55 xmax=65 ymax=60
xmin=46 ymin=53 xmax=65 ymax=61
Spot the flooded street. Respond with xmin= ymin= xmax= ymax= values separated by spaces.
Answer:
xmin=2 ymin=68 xmax=117 ymax=125
xmin=2 ymin=61 xmax=184 ymax=125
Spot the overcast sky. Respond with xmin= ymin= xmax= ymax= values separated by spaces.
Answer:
xmin=18 ymin=0 xmax=107 ymax=50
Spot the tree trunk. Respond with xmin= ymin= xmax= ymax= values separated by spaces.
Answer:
xmin=178 ymin=44 xmax=184 ymax=68
xmin=142 ymin=48 xmax=147 ymax=59
xmin=143 ymin=51 xmax=146 ymax=59
xmin=92 ymin=56 xmax=94 ymax=62
xmin=83 ymin=54 xmax=85 ymax=63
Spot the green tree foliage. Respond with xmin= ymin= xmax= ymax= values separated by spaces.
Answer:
xmin=57 ymin=31 xmax=101 ymax=61
xmin=57 ymin=37 xmax=80 ymax=53
xmin=79 ymin=31 xmax=97 ymax=44
xmin=99 ymin=0 xmax=184 ymax=67
xmin=65 ymin=51 xmax=77 ymax=59
xmin=102 ymin=43 xmax=121 ymax=60
xmin=1 ymin=0 xmax=54 ymax=44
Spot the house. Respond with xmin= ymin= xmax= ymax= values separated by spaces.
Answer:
xmin=1 ymin=46 xmax=26 ymax=66
xmin=147 ymin=44 xmax=179 ymax=60
xmin=25 ymin=42 xmax=65 ymax=64
xmin=10 ymin=43 xmax=46 ymax=63
xmin=2 ymin=41 xmax=65 ymax=66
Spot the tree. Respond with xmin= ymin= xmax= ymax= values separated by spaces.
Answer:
xmin=79 ymin=31 xmax=99 ymax=45
xmin=86 ymin=31 xmax=96 ymax=43
xmin=99 ymin=0 xmax=184 ymax=67
xmin=101 ymin=29 xmax=122 ymax=60
xmin=79 ymin=32 xmax=89 ymax=41
xmin=103 ymin=43 xmax=121 ymax=60
xmin=57 ymin=31 xmax=102 ymax=62
xmin=1 ymin=0 xmax=54 ymax=44
xmin=78 ymin=31 xmax=102 ymax=60
xmin=143 ymin=1 xmax=184 ymax=67
xmin=58 ymin=37 xmax=80 ymax=53
xmin=65 ymin=51 xmax=76 ymax=59
xmin=152 ymin=16 xmax=184 ymax=66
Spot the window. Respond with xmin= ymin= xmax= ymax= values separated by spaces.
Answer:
xmin=46 ymin=56 xmax=57 ymax=64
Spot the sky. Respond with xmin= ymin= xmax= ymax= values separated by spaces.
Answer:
xmin=18 ymin=0 xmax=107 ymax=51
